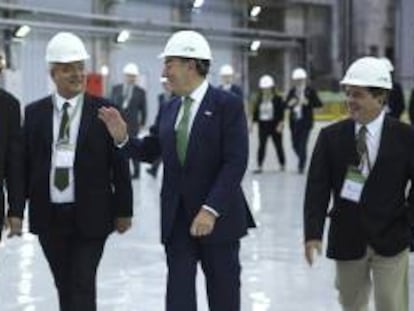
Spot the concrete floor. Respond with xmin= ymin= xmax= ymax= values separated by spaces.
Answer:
xmin=0 ymin=122 xmax=413 ymax=311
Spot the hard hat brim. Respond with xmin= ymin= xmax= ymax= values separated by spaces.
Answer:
xmin=340 ymin=78 xmax=392 ymax=90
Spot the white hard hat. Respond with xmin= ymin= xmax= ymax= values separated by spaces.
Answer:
xmin=340 ymin=56 xmax=392 ymax=90
xmin=159 ymin=30 xmax=212 ymax=60
xmin=123 ymin=63 xmax=139 ymax=75
xmin=220 ymin=64 xmax=234 ymax=76
xmin=380 ymin=57 xmax=394 ymax=72
xmin=45 ymin=32 xmax=89 ymax=63
xmin=259 ymin=75 xmax=275 ymax=89
xmin=160 ymin=76 xmax=168 ymax=83
xmin=292 ymin=68 xmax=307 ymax=80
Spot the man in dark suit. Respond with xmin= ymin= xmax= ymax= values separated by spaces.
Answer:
xmin=111 ymin=62 xmax=147 ymax=179
xmin=286 ymin=67 xmax=322 ymax=174
xmin=99 ymin=30 xmax=255 ymax=311
xmin=146 ymin=77 xmax=174 ymax=178
xmin=381 ymin=57 xmax=405 ymax=120
xmin=218 ymin=64 xmax=243 ymax=99
xmin=0 ymin=51 xmax=25 ymax=240
xmin=304 ymin=57 xmax=413 ymax=311
xmin=20 ymin=32 xmax=133 ymax=311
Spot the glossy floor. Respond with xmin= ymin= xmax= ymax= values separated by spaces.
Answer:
xmin=0 ymin=123 xmax=413 ymax=311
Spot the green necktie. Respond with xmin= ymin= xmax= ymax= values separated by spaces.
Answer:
xmin=176 ymin=96 xmax=193 ymax=165
xmin=54 ymin=102 xmax=70 ymax=191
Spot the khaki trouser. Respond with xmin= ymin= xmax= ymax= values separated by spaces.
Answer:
xmin=335 ymin=247 xmax=409 ymax=311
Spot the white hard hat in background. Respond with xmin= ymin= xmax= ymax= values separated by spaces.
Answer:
xmin=259 ymin=75 xmax=275 ymax=89
xmin=45 ymin=32 xmax=90 ymax=63
xmin=340 ymin=56 xmax=392 ymax=90
xmin=291 ymin=68 xmax=307 ymax=80
xmin=380 ymin=57 xmax=394 ymax=72
xmin=123 ymin=63 xmax=139 ymax=75
xmin=159 ymin=30 xmax=212 ymax=60
xmin=220 ymin=64 xmax=234 ymax=76
xmin=160 ymin=76 xmax=168 ymax=83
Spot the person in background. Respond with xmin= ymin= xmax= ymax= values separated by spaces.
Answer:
xmin=304 ymin=56 xmax=413 ymax=311
xmin=0 ymin=50 xmax=25 ymax=240
xmin=286 ymin=67 xmax=322 ymax=174
xmin=218 ymin=64 xmax=243 ymax=99
xmin=146 ymin=77 xmax=174 ymax=178
xmin=111 ymin=62 xmax=147 ymax=179
xmin=252 ymin=74 xmax=285 ymax=173
xmin=99 ymin=30 xmax=255 ymax=311
xmin=407 ymin=88 xmax=414 ymax=125
xmin=21 ymin=32 xmax=133 ymax=311
xmin=381 ymin=57 xmax=405 ymax=120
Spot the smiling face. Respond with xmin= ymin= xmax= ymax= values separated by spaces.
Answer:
xmin=50 ymin=61 xmax=86 ymax=99
xmin=344 ymin=85 xmax=385 ymax=124
xmin=162 ymin=57 xmax=192 ymax=96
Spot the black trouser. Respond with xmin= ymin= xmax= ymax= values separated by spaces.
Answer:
xmin=131 ymin=159 xmax=140 ymax=178
xmin=38 ymin=205 xmax=107 ymax=311
xmin=257 ymin=121 xmax=285 ymax=168
xmin=148 ymin=158 xmax=162 ymax=176
xmin=291 ymin=125 xmax=311 ymax=171
xmin=165 ymin=206 xmax=241 ymax=311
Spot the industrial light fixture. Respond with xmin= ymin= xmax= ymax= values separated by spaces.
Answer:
xmin=193 ymin=0 xmax=204 ymax=9
xmin=100 ymin=65 xmax=109 ymax=76
xmin=13 ymin=25 xmax=31 ymax=38
xmin=250 ymin=40 xmax=261 ymax=52
xmin=115 ymin=29 xmax=130 ymax=43
xmin=250 ymin=5 xmax=262 ymax=18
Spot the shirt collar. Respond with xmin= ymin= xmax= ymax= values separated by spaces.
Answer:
xmin=55 ymin=92 xmax=82 ymax=111
xmin=356 ymin=109 xmax=385 ymax=137
xmin=184 ymin=79 xmax=209 ymax=104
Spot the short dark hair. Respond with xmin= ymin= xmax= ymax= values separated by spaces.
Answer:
xmin=367 ymin=87 xmax=389 ymax=105
xmin=181 ymin=58 xmax=210 ymax=77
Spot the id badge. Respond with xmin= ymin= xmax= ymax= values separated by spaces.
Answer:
xmin=340 ymin=166 xmax=366 ymax=203
xmin=55 ymin=144 xmax=75 ymax=168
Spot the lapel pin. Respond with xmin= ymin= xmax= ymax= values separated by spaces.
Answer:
xmin=204 ymin=110 xmax=212 ymax=116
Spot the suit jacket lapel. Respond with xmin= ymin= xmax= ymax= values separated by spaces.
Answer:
xmin=76 ymin=94 xmax=94 ymax=151
xmin=41 ymin=97 xmax=54 ymax=154
xmin=343 ymin=119 xmax=359 ymax=167
xmin=166 ymin=97 xmax=181 ymax=165
xmin=185 ymin=86 xmax=214 ymax=165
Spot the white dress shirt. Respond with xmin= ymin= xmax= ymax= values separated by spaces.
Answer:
xmin=174 ymin=79 xmax=208 ymax=131
xmin=50 ymin=93 xmax=83 ymax=203
xmin=258 ymin=100 xmax=274 ymax=121
xmin=355 ymin=110 xmax=385 ymax=177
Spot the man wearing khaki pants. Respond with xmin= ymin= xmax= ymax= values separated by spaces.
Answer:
xmin=304 ymin=56 xmax=413 ymax=311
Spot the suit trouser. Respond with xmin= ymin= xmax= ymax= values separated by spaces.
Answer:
xmin=257 ymin=122 xmax=285 ymax=168
xmin=335 ymin=247 xmax=409 ymax=311
xmin=164 ymin=206 xmax=241 ymax=311
xmin=38 ymin=205 xmax=107 ymax=311
xmin=291 ymin=125 xmax=310 ymax=171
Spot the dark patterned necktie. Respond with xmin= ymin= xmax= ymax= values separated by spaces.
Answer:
xmin=356 ymin=126 xmax=370 ymax=171
xmin=54 ymin=102 xmax=70 ymax=191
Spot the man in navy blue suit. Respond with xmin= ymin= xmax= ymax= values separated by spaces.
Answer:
xmin=99 ymin=30 xmax=255 ymax=311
